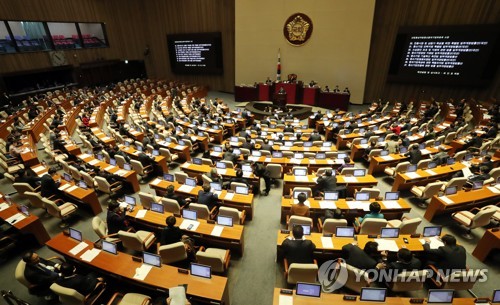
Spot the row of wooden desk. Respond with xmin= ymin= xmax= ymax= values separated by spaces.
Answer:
xmin=283 ymin=174 xmax=378 ymax=196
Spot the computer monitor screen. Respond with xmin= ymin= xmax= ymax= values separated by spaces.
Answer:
xmin=233 ymin=148 xmax=241 ymax=155
xmin=198 ymin=131 xmax=205 ymax=137
xmin=295 ymin=224 xmax=311 ymax=235
xmin=165 ymin=137 xmax=172 ymax=143
xmin=284 ymin=141 xmax=293 ymax=147
xmin=235 ymin=186 xmax=249 ymax=195
xmin=125 ymin=195 xmax=136 ymax=205
xmin=428 ymin=161 xmax=437 ymax=169
xmin=143 ymin=252 xmax=161 ymax=268
xmin=446 ymin=158 xmax=455 ymax=165
xmin=355 ymin=192 xmax=370 ymax=201
xmin=377 ymin=137 xmax=384 ymax=142
xmin=20 ymin=205 xmax=29 ymax=216
xmin=163 ymin=173 xmax=174 ymax=181
xmin=252 ymin=150 xmax=261 ymax=157
xmin=110 ymin=158 xmax=117 ymax=166
xmin=316 ymin=153 xmax=326 ymax=159
xmin=427 ymin=290 xmax=454 ymax=304
xmin=96 ymin=154 xmax=104 ymax=161
xmin=230 ymin=136 xmax=238 ymax=142
xmin=419 ymin=143 xmax=426 ymax=150
xmin=353 ymin=169 xmax=366 ymax=177
xmin=102 ymin=240 xmax=117 ymax=255
xmin=124 ymin=163 xmax=132 ymax=171
xmin=336 ymin=226 xmax=355 ymax=237
xmin=380 ymin=150 xmax=389 ymax=156
xmin=185 ymin=178 xmax=196 ymax=187
xmin=215 ymin=162 xmax=226 ymax=169
xmin=294 ymin=169 xmax=307 ymax=176
xmin=69 ymin=228 xmax=82 ymax=242
xmin=423 ymin=226 xmax=442 ymax=237
xmin=464 ymin=154 xmax=473 ymax=161
xmin=152 ymin=149 xmax=160 ymax=156
xmin=78 ymin=180 xmax=87 ymax=189
xmin=434 ymin=140 xmax=441 ymax=146
xmin=445 ymin=186 xmax=457 ymax=196
xmin=190 ymin=263 xmax=211 ymax=279
xmin=213 ymin=146 xmax=222 ymax=152
xmin=360 ymin=288 xmax=387 ymax=302
xmin=124 ymin=141 xmax=130 ymax=147
xmin=492 ymin=290 xmax=500 ymax=303
xmin=178 ymin=140 xmax=185 ymax=146
xmin=385 ymin=192 xmax=400 ymax=200
xmin=296 ymin=282 xmax=322 ymax=298
xmin=380 ymin=228 xmax=400 ymax=238
xmin=360 ymin=138 xmax=368 ymax=144
xmin=242 ymin=164 xmax=252 ymax=172
xmin=400 ymin=146 xmax=408 ymax=154
xmin=272 ymin=151 xmax=283 ymax=158
xmin=192 ymin=158 xmax=202 ymax=165
xmin=324 ymin=191 xmax=339 ymax=201
xmin=210 ymin=182 xmax=222 ymax=191
xmin=407 ymin=164 xmax=417 ymax=172
xmin=182 ymin=209 xmax=197 ymax=220
xmin=293 ymin=191 xmax=308 ymax=200
xmin=217 ymin=215 xmax=233 ymax=227
xmin=154 ymin=134 xmax=160 ymax=139
xmin=294 ymin=153 xmax=304 ymax=159
xmin=304 ymin=142 xmax=313 ymax=147
xmin=136 ymin=145 xmax=143 ymax=152
xmin=472 ymin=181 xmax=483 ymax=190
xmin=63 ymin=173 xmax=71 ymax=182
xmin=337 ymin=153 xmax=347 ymax=159
xmin=360 ymin=128 xmax=366 ymax=134
xmin=323 ymin=141 xmax=332 ymax=147
xmin=151 ymin=202 xmax=164 ymax=214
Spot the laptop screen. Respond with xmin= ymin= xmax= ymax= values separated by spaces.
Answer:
xmin=293 ymin=191 xmax=308 ymax=200
xmin=230 ymin=136 xmax=238 ymax=142
xmin=216 ymin=162 xmax=226 ymax=169
xmin=419 ymin=143 xmax=426 ymax=150
xmin=102 ymin=240 xmax=117 ymax=255
xmin=323 ymin=142 xmax=332 ymax=147
xmin=336 ymin=226 xmax=355 ymax=237
xmin=143 ymin=252 xmax=161 ymax=268
xmin=423 ymin=226 xmax=442 ymax=237
xmin=360 ymin=288 xmax=387 ymax=302
xmin=242 ymin=164 xmax=252 ymax=172
xmin=182 ymin=209 xmax=197 ymax=220
xmin=190 ymin=263 xmax=211 ymax=279
xmin=252 ymin=150 xmax=262 ymax=157
xmin=428 ymin=161 xmax=437 ymax=169
xmin=446 ymin=158 xmax=455 ymax=165
xmin=380 ymin=228 xmax=400 ymax=238
xmin=295 ymin=224 xmax=311 ymax=235
xmin=217 ymin=215 xmax=233 ymax=227
xmin=233 ymin=148 xmax=241 ymax=155
xmin=272 ymin=151 xmax=283 ymax=158
xmin=472 ymin=181 xmax=483 ymax=190
xmin=192 ymin=158 xmax=202 ymax=165
xmin=360 ymin=138 xmax=368 ymax=144
xmin=63 ymin=173 xmax=72 ymax=182
xmin=296 ymin=282 xmax=321 ymax=298
xmin=304 ymin=142 xmax=313 ymax=147
xmin=353 ymin=169 xmax=366 ymax=177
xmin=337 ymin=153 xmax=347 ymax=159
xmin=294 ymin=169 xmax=307 ymax=176
xmin=124 ymin=163 xmax=132 ymax=171
xmin=154 ymin=134 xmax=160 ymax=139
xmin=355 ymin=192 xmax=370 ymax=201
xmin=380 ymin=150 xmax=389 ymax=156
xmin=110 ymin=158 xmax=117 ymax=166
xmin=400 ymin=146 xmax=408 ymax=154
xmin=136 ymin=145 xmax=143 ymax=152
xmin=385 ymin=192 xmax=399 ymax=200
xmin=464 ymin=154 xmax=473 ymax=161
xmin=316 ymin=153 xmax=326 ymax=159
xmin=151 ymin=202 xmax=164 ymax=214
xmin=178 ymin=140 xmax=185 ymax=146
xmin=294 ymin=153 xmax=304 ymax=159
xmin=324 ymin=191 xmax=339 ymax=201
xmin=444 ymin=186 xmax=457 ymax=196
xmin=185 ymin=178 xmax=196 ymax=187
xmin=284 ymin=141 xmax=293 ymax=147
xmin=20 ymin=205 xmax=29 ymax=216
xmin=69 ymin=228 xmax=82 ymax=242
xmin=407 ymin=164 xmax=417 ymax=172
xmin=163 ymin=173 xmax=174 ymax=181
xmin=125 ymin=195 xmax=136 ymax=205
xmin=124 ymin=141 xmax=130 ymax=147
xmin=210 ymin=182 xmax=222 ymax=191
xmin=235 ymin=186 xmax=249 ymax=195
xmin=434 ymin=140 xmax=441 ymax=146
xmin=428 ymin=290 xmax=454 ymax=304
xmin=492 ymin=290 xmax=500 ymax=303
xmin=96 ymin=154 xmax=104 ymax=161
xmin=214 ymin=146 xmax=222 ymax=152
xmin=78 ymin=180 xmax=88 ymax=189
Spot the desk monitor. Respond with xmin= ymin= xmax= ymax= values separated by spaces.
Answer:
xmin=332 ymin=123 xmax=339 ymax=128
xmin=154 ymin=134 xmax=160 ymax=139
xmin=492 ymin=290 xmax=500 ymax=303
xmin=316 ymin=153 xmax=326 ymax=159
xmin=165 ymin=137 xmax=172 ymax=143
xmin=380 ymin=227 xmax=400 ymax=238
xmin=78 ymin=180 xmax=88 ymax=189
xmin=419 ymin=143 xmax=426 ymax=150
xmin=360 ymin=288 xmax=387 ymax=302
xmin=293 ymin=191 xmax=308 ymax=200
xmin=296 ymin=282 xmax=321 ymax=298
xmin=294 ymin=224 xmax=311 ymax=235
xmin=178 ymin=140 xmax=186 ymax=146
xmin=464 ymin=154 xmax=473 ymax=161
xmin=143 ymin=252 xmax=162 ymax=268
xmin=136 ymin=145 xmax=143 ymax=152
xmin=213 ymin=146 xmax=223 ymax=152
xmin=423 ymin=226 xmax=442 ymax=237
xmin=123 ymin=163 xmax=132 ymax=171
xmin=233 ymin=148 xmax=241 ymax=155
xmin=210 ymin=182 xmax=222 ymax=192
xmin=151 ymin=202 xmax=164 ymax=214
xmin=20 ymin=205 xmax=29 ymax=216
xmin=217 ymin=215 xmax=233 ymax=227
xmin=190 ymin=263 xmax=211 ymax=279
xmin=270 ymin=124 xmax=277 ymax=129
xmin=185 ymin=178 xmax=197 ymax=187
xmin=380 ymin=150 xmax=389 ymax=156
xmin=216 ymin=161 xmax=226 ymax=169
xmin=444 ymin=186 xmax=457 ymax=196
xmin=400 ymin=146 xmax=408 ymax=154
xmin=427 ymin=290 xmax=454 ymax=304
xmin=360 ymin=138 xmax=368 ymax=145
xmin=197 ymin=131 xmax=205 ymax=137
xmin=110 ymin=158 xmax=117 ymax=166
xmin=251 ymin=150 xmax=261 ymax=157
xmin=152 ymin=149 xmax=160 ymax=156
xmin=324 ymin=191 xmax=339 ymax=201
xmin=163 ymin=173 xmax=174 ymax=182
xmin=377 ymin=137 xmax=384 ymax=143
xmin=336 ymin=226 xmax=355 ymax=238
xmin=69 ymin=228 xmax=82 ymax=242
xmin=261 ymin=131 xmax=268 ymax=136
xmin=242 ymin=164 xmax=252 ymax=172
xmin=182 ymin=209 xmax=197 ymax=221
xmin=124 ymin=141 xmax=130 ymax=147
xmin=446 ymin=158 xmax=455 ymax=165
xmin=102 ymin=240 xmax=117 ymax=255
xmin=434 ymin=140 xmax=441 ymax=146
xmin=337 ymin=153 xmax=347 ymax=159
xmin=360 ymin=128 xmax=366 ymax=134
xmin=272 ymin=151 xmax=283 ymax=158
xmin=125 ymin=195 xmax=136 ymax=206
xmin=428 ymin=161 xmax=437 ymax=169
xmin=192 ymin=158 xmax=202 ymax=165
xmin=472 ymin=181 xmax=483 ymax=190
xmin=373 ymin=126 xmax=379 ymax=131
xmin=230 ymin=136 xmax=238 ymax=142
xmin=385 ymin=192 xmax=399 ymax=201
xmin=353 ymin=169 xmax=366 ymax=177
xmin=407 ymin=164 xmax=417 ymax=172
xmin=355 ymin=192 xmax=370 ymax=201
xmin=285 ymin=141 xmax=293 ymax=147
xmin=96 ymin=154 xmax=104 ymax=161
xmin=235 ymin=186 xmax=249 ymax=195
xmin=294 ymin=169 xmax=307 ymax=176
xmin=304 ymin=142 xmax=313 ymax=147
xmin=63 ymin=173 xmax=72 ymax=182
xmin=294 ymin=153 xmax=304 ymax=159
xmin=323 ymin=142 xmax=332 ymax=147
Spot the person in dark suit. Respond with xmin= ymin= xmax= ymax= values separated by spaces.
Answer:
xmin=400 ymin=133 xmax=410 ymax=147
xmin=386 ymin=248 xmax=421 ymax=272
xmin=423 ymin=234 xmax=466 ymax=271
xmin=223 ymin=148 xmax=238 ymax=164
xmin=308 ymin=130 xmax=322 ymax=142
xmin=160 ymin=216 xmax=184 ymax=245
xmin=473 ymin=155 xmax=493 ymax=174
xmin=484 ymin=123 xmax=498 ymax=139
xmin=40 ymin=167 xmax=62 ymax=199
xmin=464 ymin=133 xmax=483 ymax=149
xmin=252 ymin=162 xmax=271 ymax=196
xmin=281 ymin=225 xmax=316 ymax=264
xmin=165 ymin=185 xmax=190 ymax=207
xmin=228 ymin=169 xmax=251 ymax=188
xmin=15 ymin=169 xmax=41 ymax=188
xmin=315 ymin=169 xmax=337 ymax=195
xmin=56 ymin=263 xmax=101 ymax=296
xmin=406 ymin=145 xmax=422 ymax=165
xmin=342 ymin=241 xmax=384 ymax=270
xmin=197 ymin=184 xmax=219 ymax=211
xmin=467 ymin=166 xmax=491 ymax=183
xmin=431 ymin=146 xmax=448 ymax=164
xmin=106 ymin=201 xmax=132 ymax=234
xmin=260 ymin=138 xmax=273 ymax=152
xmin=284 ymin=124 xmax=295 ymax=133
xmin=22 ymin=251 xmax=60 ymax=296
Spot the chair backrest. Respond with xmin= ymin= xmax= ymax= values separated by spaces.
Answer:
xmin=288 ymin=215 xmax=313 ymax=231
xmin=161 ymin=198 xmax=181 ymax=214
xmin=189 ymin=203 xmax=210 ymax=220
xmin=358 ymin=188 xmax=380 ymax=199
xmin=230 ymin=182 xmax=247 ymax=192
xmin=95 ymin=176 xmax=111 ymax=193
xmin=196 ymin=249 xmax=227 ymax=273
xmin=158 ymin=242 xmax=187 ymax=264
xmin=13 ymin=183 xmax=35 ymax=196
xmin=218 ymin=207 xmax=241 ymax=224
xmin=160 ymin=148 xmax=172 ymax=161
xmin=322 ymin=219 xmax=348 ymax=234
xmin=201 ymin=174 xmax=213 ymax=185
xmin=115 ymin=155 xmax=126 ymax=168
xmin=340 ymin=168 xmax=357 ymax=176
xmin=394 ymin=161 xmax=410 ymax=173
xmin=202 ymin=158 xmax=213 ymax=166
xmin=422 ymin=182 xmax=445 ymax=199
xmin=442 ymin=270 xmax=478 ymax=290
xmin=15 ymin=260 xmax=30 ymax=288
xmin=359 ymin=218 xmax=388 ymax=235
xmin=341 ymin=261 xmax=371 ymax=293
xmin=417 ymin=159 xmax=431 ymax=169
xmin=454 ymin=150 xmax=467 ymax=162
xmin=130 ymin=160 xmax=146 ymax=175
xmin=43 ymin=198 xmax=62 ymax=218
xmin=24 ymin=191 xmax=45 ymax=209
xmin=50 ymin=283 xmax=85 ymax=305
xmin=398 ymin=217 xmax=422 ymax=235
xmin=81 ymin=171 xmax=95 ymax=187
xmin=92 ymin=216 xmax=107 ymax=239
xmin=291 ymin=187 xmax=312 ymax=198
xmin=445 ymin=177 xmax=468 ymax=190
xmin=174 ymin=172 xmax=188 ymax=184
xmin=118 ymin=230 xmax=145 ymax=252
xmin=287 ymin=263 xmax=318 ymax=284
xmin=444 ymin=132 xmax=457 ymax=144
xmin=69 ymin=166 xmax=82 ymax=181
xmin=266 ymin=164 xmax=283 ymax=179
xmin=470 ymin=208 xmax=496 ymax=229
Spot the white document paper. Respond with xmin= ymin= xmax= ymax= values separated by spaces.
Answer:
xmin=405 ymin=172 xmax=421 ymax=179
xmin=58 ymin=184 xmax=71 ymax=191
xmin=6 ymin=213 xmax=26 ymax=224
xmin=211 ymin=225 xmax=224 ymax=237
xmin=133 ymin=264 xmax=153 ymax=281
xmin=309 ymin=159 xmax=316 ymax=164
xmin=278 ymin=295 xmax=294 ymax=305
xmin=242 ymin=172 xmax=252 ymax=178
xmin=80 ymin=248 xmax=101 ymax=262
xmin=179 ymin=219 xmax=200 ymax=231
xmin=248 ymin=156 xmax=258 ymax=162
xmin=135 ymin=210 xmax=147 ymax=218
xmin=319 ymin=201 xmax=337 ymax=209
xmin=290 ymin=158 xmax=302 ymax=164
xmin=380 ymin=156 xmax=394 ymax=161
xmin=115 ymin=170 xmax=127 ymax=176
xmin=105 ymin=165 xmax=115 ymax=171
xmin=374 ymin=239 xmax=399 ymax=252
xmin=216 ymin=169 xmax=227 ymax=175
xmin=0 ymin=203 xmax=9 ymax=211
xmin=79 ymin=154 xmax=91 ymax=159
xmin=224 ymin=192 xmax=234 ymax=200
xmin=439 ymin=196 xmax=454 ymax=204
xmin=420 ymin=236 xmax=444 ymax=249
xmin=69 ymin=242 xmax=89 ymax=255
xmin=174 ymin=145 xmax=185 ymax=150
xmin=383 ymin=201 xmax=402 ymax=209
xmin=295 ymin=176 xmax=309 ymax=182
xmin=88 ymin=159 xmax=100 ymax=165
xmin=425 ymin=169 xmax=437 ymax=175
xmin=420 ymin=149 xmax=431 ymax=154
xmin=321 ymin=237 xmax=334 ymax=249
xmin=343 ymin=177 xmax=358 ymax=183
xmin=321 ymin=147 xmax=330 ymax=151
xmin=151 ymin=178 xmax=161 ymax=185
xmin=487 ymin=186 xmax=500 ymax=194
xmin=66 ymin=185 xmax=78 ymax=192
xmin=265 ymin=157 xmax=272 ymax=162
xmin=177 ymin=185 xmax=194 ymax=193
xmin=32 ymin=165 xmax=45 ymax=173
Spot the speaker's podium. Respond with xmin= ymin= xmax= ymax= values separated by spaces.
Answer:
xmin=274 ymin=90 xmax=287 ymax=109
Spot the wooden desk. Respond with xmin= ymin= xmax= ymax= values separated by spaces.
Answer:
xmin=156 ymin=140 xmax=191 ymax=162
xmin=180 ymin=163 xmax=259 ymax=182
xmin=392 ymin=163 xmax=466 ymax=191
xmin=0 ymin=201 xmax=50 ymax=246
xmin=424 ymin=186 xmax=500 ymax=221
xmin=176 ymin=119 xmax=224 ymax=144
xmin=472 ymin=228 xmax=500 ymax=262
xmin=118 ymin=145 xmax=169 ymax=173
xmin=46 ymin=233 xmax=229 ymax=305
xmin=127 ymin=205 xmax=244 ymax=255
xmin=271 ymin=145 xmax=337 ymax=153
xmin=283 ymin=174 xmax=378 ymax=196
xmin=246 ymin=156 xmax=349 ymax=175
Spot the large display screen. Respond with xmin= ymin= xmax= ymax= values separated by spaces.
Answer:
xmin=388 ymin=25 xmax=500 ymax=86
xmin=167 ymin=32 xmax=223 ymax=75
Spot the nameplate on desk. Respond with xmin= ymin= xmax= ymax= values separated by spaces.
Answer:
xmin=105 ymin=165 xmax=115 ymax=171
xmin=382 ymin=201 xmax=401 ymax=209
xmin=405 ymin=172 xmax=421 ymax=179
xmin=439 ymin=196 xmax=454 ymax=205
xmin=321 ymin=236 xmax=334 ymax=249
xmin=319 ymin=201 xmax=336 ymax=209
xmin=88 ymin=159 xmax=100 ymax=166
xmin=343 ymin=177 xmax=358 ymax=183
xmin=5 ymin=213 xmax=26 ymax=224
xmin=178 ymin=268 xmax=189 ymax=274
xmin=58 ymin=184 xmax=71 ymax=191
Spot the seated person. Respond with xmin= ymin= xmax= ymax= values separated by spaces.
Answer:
xmin=206 ymin=168 xmax=223 ymax=184
xmin=160 ymin=216 xmax=183 ymax=245
xmin=40 ymin=167 xmax=63 ymax=199
xmin=341 ymin=241 xmax=385 ymax=270
xmin=355 ymin=202 xmax=384 ymax=226
xmin=320 ymin=208 xmax=344 ymax=224
xmin=56 ymin=263 xmax=102 ymax=296
xmin=290 ymin=192 xmax=310 ymax=217
xmin=336 ymin=156 xmax=354 ymax=174
xmin=385 ymin=248 xmax=421 ymax=272
xmin=281 ymin=225 xmax=316 ymax=264
xmin=385 ymin=135 xmax=399 ymax=154
xmin=165 ymin=185 xmax=190 ymax=208
xmin=227 ymin=169 xmax=250 ymax=189
xmin=423 ymin=234 xmax=466 ymax=272
xmin=22 ymin=251 xmax=61 ymax=296
xmin=197 ymin=184 xmax=219 ymax=212
xmin=431 ymin=146 xmax=448 ymax=165
xmin=471 ymin=155 xmax=493 ymax=174
xmin=467 ymin=166 xmax=491 ymax=184
xmin=106 ymin=201 xmax=133 ymax=234
xmin=15 ymin=169 xmax=41 ymax=188
xmin=406 ymin=145 xmax=422 ymax=165
xmin=315 ymin=169 xmax=337 ymax=195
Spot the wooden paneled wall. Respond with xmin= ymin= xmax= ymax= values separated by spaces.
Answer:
xmin=364 ymin=0 xmax=500 ymax=103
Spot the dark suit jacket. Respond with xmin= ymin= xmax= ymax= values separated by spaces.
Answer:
xmin=407 ymin=149 xmax=422 ymax=165
xmin=423 ymin=244 xmax=467 ymax=271
xmin=160 ymin=225 xmax=183 ymax=245
xmin=106 ymin=210 xmax=127 ymax=234
xmin=24 ymin=261 xmax=58 ymax=288
xmin=40 ymin=174 xmax=60 ymax=198
xmin=316 ymin=175 xmax=337 ymax=192
xmin=15 ymin=175 xmax=41 ymax=188
xmin=342 ymin=243 xmax=379 ymax=270
xmin=261 ymin=144 xmax=273 ymax=152
xmin=138 ymin=153 xmax=154 ymax=168
xmin=166 ymin=193 xmax=187 ymax=207
xmin=281 ymin=238 xmax=316 ymax=264
xmin=309 ymin=134 xmax=322 ymax=141
xmin=387 ymin=257 xmax=422 ymax=272
xmin=197 ymin=190 xmax=219 ymax=211
xmin=56 ymin=274 xmax=98 ymax=295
